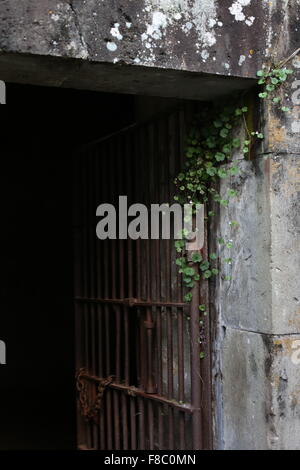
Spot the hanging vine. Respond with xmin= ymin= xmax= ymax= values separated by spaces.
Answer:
xmin=174 ymin=60 xmax=294 ymax=354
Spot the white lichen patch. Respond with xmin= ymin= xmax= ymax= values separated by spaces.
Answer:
xmin=51 ymin=14 xmax=60 ymax=22
xmin=110 ymin=23 xmax=123 ymax=41
xmin=201 ymin=49 xmax=210 ymax=61
xmin=229 ymin=0 xmax=255 ymax=26
xmin=106 ymin=41 xmax=117 ymax=52
xmin=138 ymin=0 xmax=219 ymax=61
xmin=238 ymin=54 xmax=246 ymax=66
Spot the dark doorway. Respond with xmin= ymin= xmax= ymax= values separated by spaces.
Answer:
xmin=0 ymin=84 xmax=211 ymax=450
xmin=0 ymin=84 xmax=135 ymax=450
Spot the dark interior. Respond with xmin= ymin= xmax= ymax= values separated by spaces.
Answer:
xmin=0 ymin=84 xmax=136 ymax=450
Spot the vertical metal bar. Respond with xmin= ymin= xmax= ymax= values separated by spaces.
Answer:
xmin=190 ymin=269 xmax=202 ymax=450
xmin=138 ymin=398 xmax=145 ymax=450
xmin=102 ymin=140 xmax=113 ymax=450
xmin=130 ymin=399 xmax=137 ymax=450
xmin=95 ymin=144 xmax=106 ymax=450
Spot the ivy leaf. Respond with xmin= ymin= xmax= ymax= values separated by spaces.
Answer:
xmin=215 ymin=152 xmax=226 ymax=161
xmin=273 ymin=97 xmax=281 ymax=103
xmin=212 ymin=268 xmax=219 ymax=275
xmin=200 ymin=261 xmax=210 ymax=271
xmin=206 ymin=167 xmax=217 ymax=176
xmin=203 ymin=270 xmax=212 ymax=279
xmin=184 ymin=292 xmax=193 ymax=302
xmin=228 ymin=189 xmax=237 ymax=197
xmin=218 ymin=168 xmax=228 ymax=178
xmin=259 ymin=92 xmax=268 ymax=99
xmin=230 ymin=166 xmax=239 ymax=175
xmin=220 ymin=128 xmax=229 ymax=138
xmin=281 ymin=106 xmax=290 ymax=112
xmin=199 ymin=352 xmax=205 ymax=359
xmin=213 ymin=120 xmax=223 ymax=128
xmin=220 ymin=199 xmax=229 ymax=206
xmin=256 ymin=70 xmax=264 ymax=77
xmin=184 ymin=267 xmax=195 ymax=277
xmin=176 ymin=257 xmax=186 ymax=266
xmin=192 ymin=252 xmax=202 ymax=263
xmin=209 ymin=253 xmax=217 ymax=260
xmin=199 ymin=304 xmax=206 ymax=312
xmin=266 ymin=84 xmax=275 ymax=92
xmin=232 ymin=138 xmax=241 ymax=148
xmin=223 ymin=144 xmax=231 ymax=154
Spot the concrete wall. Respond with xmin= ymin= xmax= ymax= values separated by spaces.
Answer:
xmin=212 ymin=70 xmax=300 ymax=449
xmin=0 ymin=1 xmax=299 ymax=99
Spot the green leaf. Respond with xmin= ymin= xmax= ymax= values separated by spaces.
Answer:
xmin=215 ymin=152 xmax=226 ymax=161
xmin=212 ymin=268 xmax=219 ymax=275
xmin=176 ymin=257 xmax=185 ymax=266
xmin=184 ymin=267 xmax=195 ymax=277
xmin=223 ymin=144 xmax=231 ymax=154
xmin=228 ymin=189 xmax=237 ymax=197
xmin=184 ymin=292 xmax=193 ymax=302
xmin=200 ymin=261 xmax=210 ymax=271
xmin=218 ymin=168 xmax=228 ymax=178
xmin=271 ymin=77 xmax=279 ymax=85
xmin=203 ymin=270 xmax=212 ymax=279
xmin=258 ymin=79 xmax=265 ymax=85
xmin=257 ymin=133 xmax=264 ymax=139
xmin=259 ymin=92 xmax=268 ymax=99
xmin=273 ymin=97 xmax=281 ymax=103
xmin=230 ymin=166 xmax=239 ymax=175
xmin=220 ymin=199 xmax=229 ymax=206
xmin=218 ymin=237 xmax=225 ymax=245
xmin=213 ymin=120 xmax=223 ymax=128
xmin=281 ymin=106 xmax=290 ymax=112
xmin=224 ymin=275 xmax=232 ymax=281
xmin=266 ymin=84 xmax=275 ymax=92
xmin=224 ymin=258 xmax=232 ymax=264
xmin=256 ymin=70 xmax=264 ymax=77
xmin=232 ymin=138 xmax=241 ymax=148
xmin=226 ymin=242 xmax=233 ymax=249
xmin=199 ymin=352 xmax=205 ymax=359
xmin=192 ymin=252 xmax=202 ymax=263
xmin=220 ymin=128 xmax=229 ymax=138
xmin=199 ymin=304 xmax=206 ymax=311
xmin=242 ymin=106 xmax=248 ymax=113
xmin=209 ymin=253 xmax=217 ymax=260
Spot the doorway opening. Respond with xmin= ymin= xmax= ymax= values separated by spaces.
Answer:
xmin=0 ymin=83 xmax=212 ymax=450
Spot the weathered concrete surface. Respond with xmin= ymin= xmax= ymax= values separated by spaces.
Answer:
xmin=0 ymin=1 xmax=300 ymax=96
xmin=215 ymin=154 xmax=300 ymax=335
xmin=219 ymin=328 xmax=300 ymax=450
xmin=212 ymin=151 xmax=300 ymax=449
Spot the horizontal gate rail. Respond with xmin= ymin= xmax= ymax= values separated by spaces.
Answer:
xmin=75 ymin=297 xmax=187 ymax=308
xmin=79 ymin=371 xmax=195 ymax=414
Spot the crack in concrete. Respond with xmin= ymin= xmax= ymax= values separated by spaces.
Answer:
xmin=68 ymin=0 xmax=90 ymax=58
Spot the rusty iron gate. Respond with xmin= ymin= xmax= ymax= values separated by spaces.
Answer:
xmin=73 ymin=105 xmax=212 ymax=450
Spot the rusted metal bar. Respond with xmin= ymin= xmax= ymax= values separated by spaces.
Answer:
xmin=79 ymin=372 xmax=194 ymax=413
xmin=75 ymin=297 xmax=186 ymax=308
xmin=190 ymin=263 xmax=203 ymax=450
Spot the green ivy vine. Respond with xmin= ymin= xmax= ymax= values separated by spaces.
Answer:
xmin=174 ymin=61 xmax=294 ymax=356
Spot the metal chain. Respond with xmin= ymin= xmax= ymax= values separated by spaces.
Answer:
xmin=76 ymin=368 xmax=113 ymax=423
